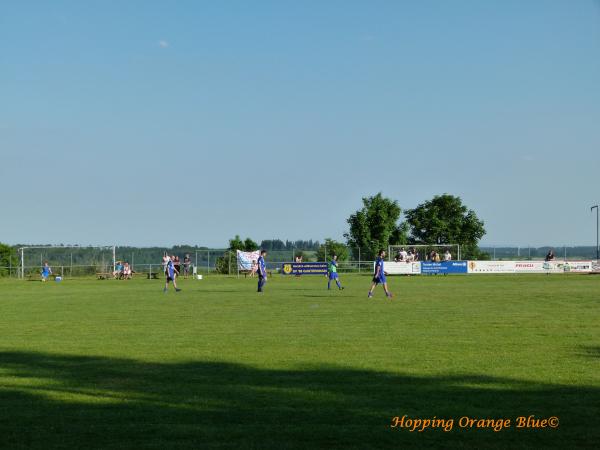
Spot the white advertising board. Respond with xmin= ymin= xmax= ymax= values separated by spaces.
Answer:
xmin=385 ymin=261 xmax=421 ymax=275
xmin=468 ymin=260 xmax=593 ymax=274
xmin=467 ymin=261 xmax=515 ymax=273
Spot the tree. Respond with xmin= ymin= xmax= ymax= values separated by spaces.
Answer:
xmin=227 ymin=235 xmax=258 ymax=252
xmin=0 ymin=243 xmax=18 ymax=277
xmin=344 ymin=193 xmax=406 ymax=259
xmin=216 ymin=236 xmax=259 ymax=274
xmin=243 ymin=238 xmax=258 ymax=252
xmin=404 ymin=194 xmax=485 ymax=259
xmin=315 ymin=239 xmax=349 ymax=262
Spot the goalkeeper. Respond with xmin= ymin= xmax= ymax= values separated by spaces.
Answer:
xmin=327 ymin=255 xmax=344 ymax=290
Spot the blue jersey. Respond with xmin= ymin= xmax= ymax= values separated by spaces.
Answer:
xmin=258 ymin=256 xmax=266 ymax=276
xmin=42 ymin=266 xmax=51 ymax=276
xmin=167 ymin=260 xmax=175 ymax=278
xmin=374 ymin=257 xmax=384 ymax=277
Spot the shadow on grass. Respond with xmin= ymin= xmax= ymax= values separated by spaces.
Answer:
xmin=580 ymin=346 xmax=600 ymax=359
xmin=0 ymin=351 xmax=598 ymax=449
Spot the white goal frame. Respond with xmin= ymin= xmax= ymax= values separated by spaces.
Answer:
xmin=388 ymin=244 xmax=461 ymax=261
xmin=18 ymin=245 xmax=116 ymax=279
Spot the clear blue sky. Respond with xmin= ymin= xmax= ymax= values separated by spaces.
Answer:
xmin=1 ymin=1 xmax=599 ymax=247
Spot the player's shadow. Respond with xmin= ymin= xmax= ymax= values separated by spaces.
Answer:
xmin=0 ymin=351 xmax=597 ymax=450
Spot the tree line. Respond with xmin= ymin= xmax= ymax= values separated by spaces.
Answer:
xmin=12 ymin=191 xmax=590 ymax=275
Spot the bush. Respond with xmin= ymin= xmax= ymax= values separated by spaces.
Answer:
xmin=0 ymin=243 xmax=18 ymax=277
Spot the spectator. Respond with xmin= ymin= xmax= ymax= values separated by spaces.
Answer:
xmin=173 ymin=255 xmax=181 ymax=275
xmin=113 ymin=261 xmax=124 ymax=279
xmin=183 ymin=254 xmax=191 ymax=279
xmin=545 ymin=250 xmax=555 ymax=262
xmin=399 ymin=247 xmax=408 ymax=261
xmin=413 ymin=249 xmax=420 ymax=261
xmin=444 ymin=249 xmax=452 ymax=261
xmin=122 ymin=262 xmax=132 ymax=280
xmin=249 ymin=259 xmax=258 ymax=278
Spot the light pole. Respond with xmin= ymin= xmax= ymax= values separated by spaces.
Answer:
xmin=592 ymin=205 xmax=599 ymax=260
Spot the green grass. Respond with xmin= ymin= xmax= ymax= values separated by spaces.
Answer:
xmin=0 ymin=274 xmax=598 ymax=449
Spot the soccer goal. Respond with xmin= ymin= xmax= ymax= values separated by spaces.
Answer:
xmin=19 ymin=245 xmax=116 ymax=279
xmin=388 ymin=244 xmax=461 ymax=261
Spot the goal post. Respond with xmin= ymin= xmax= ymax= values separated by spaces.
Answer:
xmin=19 ymin=245 xmax=116 ymax=279
xmin=388 ymin=244 xmax=461 ymax=261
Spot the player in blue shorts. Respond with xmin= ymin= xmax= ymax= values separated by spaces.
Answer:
xmin=257 ymin=250 xmax=267 ymax=293
xmin=41 ymin=261 xmax=52 ymax=282
xmin=327 ymin=254 xmax=344 ymax=290
xmin=164 ymin=256 xmax=181 ymax=293
xmin=368 ymin=250 xmax=393 ymax=298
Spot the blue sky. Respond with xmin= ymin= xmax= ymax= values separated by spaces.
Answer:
xmin=1 ymin=1 xmax=599 ymax=247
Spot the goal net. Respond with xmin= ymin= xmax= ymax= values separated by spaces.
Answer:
xmin=388 ymin=244 xmax=461 ymax=261
xmin=19 ymin=246 xmax=116 ymax=278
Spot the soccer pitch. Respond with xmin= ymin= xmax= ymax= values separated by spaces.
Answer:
xmin=0 ymin=274 xmax=598 ymax=449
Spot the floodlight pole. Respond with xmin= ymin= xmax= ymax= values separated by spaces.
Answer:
xmin=592 ymin=205 xmax=599 ymax=260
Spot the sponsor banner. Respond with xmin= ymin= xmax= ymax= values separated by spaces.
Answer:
xmin=513 ymin=261 xmax=546 ymax=273
xmin=421 ymin=261 xmax=468 ymax=274
xmin=515 ymin=261 xmax=594 ymax=273
xmin=236 ymin=250 xmax=260 ymax=270
xmin=384 ymin=261 xmax=422 ymax=275
xmin=281 ymin=262 xmax=328 ymax=275
xmin=549 ymin=260 xmax=593 ymax=273
xmin=468 ymin=260 xmax=594 ymax=274
xmin=468 ymin=261 xmax=515 ymax=273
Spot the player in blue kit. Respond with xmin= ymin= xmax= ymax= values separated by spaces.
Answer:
xmin=327 ymin=254 xmax=344 ymax=290
xmin=368 ymin=250 xmax=393 ymax=298
xmin=164 ymin=256 xmax=181 ymax=293
xmin=41 ymin=261 xmax=52 ymax=282
xmin=257 ymin=250 xmax=267 ymax=293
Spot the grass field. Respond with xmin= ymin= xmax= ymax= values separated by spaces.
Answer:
xmin=0 ymin=274 xmax=598 ymax=449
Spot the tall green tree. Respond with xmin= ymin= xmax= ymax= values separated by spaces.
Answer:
xmin=344 ymin=193 xmax=407 ymax=259
xmin=404 ymin=194 xmax=486 ymax=259
xmin=243 ymin=238 xmax=259 ymax=252
xmin=0 ymin=243 xmax=18 ymax=277
xmin=228 ymin=235 xmax=258 ymax=252
xmin=216 ymin=236 xmax=260 ymax=274
xmin=316 ymin=239 xmax=349 ymax=262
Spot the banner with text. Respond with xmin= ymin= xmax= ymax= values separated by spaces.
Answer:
xmin=281 ymin=262 xmax=328 ymax=275
xmin=468 ymin=260 xmax=594 ymax=274
xmin=384 ymin=261 xmax=422 ymax=275
xmin=236 ymin=250 xmax=261 ymax=270
xmin=421 ymin=261 xmax=468 ymax=274
xmin=468 ymin=261 xmax=515 ymax=273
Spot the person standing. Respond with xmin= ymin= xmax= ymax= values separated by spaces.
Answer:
xmin=174 ymin=255 xmax=181 ymax=275
xmin=164 ymin=257 xmax=181 ymax=293
xmin=444 ymin=249 xmax=452 ymax=261
xmin=183 ymin=254 xmax=191 ymax=279
xmin=257 ymin=250 xmax=267 ymax=293
xmin=368 ymin=250 xmax=393 ymax=298
xmin=327 ymin=254 xmax=344 ymax=290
